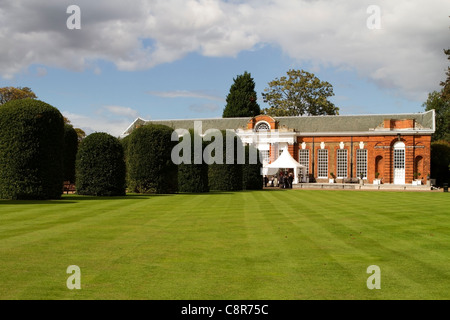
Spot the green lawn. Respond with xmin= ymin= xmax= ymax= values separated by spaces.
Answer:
xmin=0 ymin=189 xmax=449 ymax=300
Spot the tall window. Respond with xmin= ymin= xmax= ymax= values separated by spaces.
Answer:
xmin=317 ymin=149 xmax=328 ymax=178
xmin=298 ymin=149 xmax=310 ymax=175
xmin=337 ymin=149 xmax=348 ymax=178
xmin=356 ymin=149 xmax=368 ymax=179
xmin=260 ymin=150 xmax=270 ymax=164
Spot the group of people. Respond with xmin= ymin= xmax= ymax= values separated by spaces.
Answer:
xmin=264 ymin=171 xmax=294 ymax=189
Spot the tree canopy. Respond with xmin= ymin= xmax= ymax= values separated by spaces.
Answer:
xmin=441 ymin=49 xmax=450 ymax=101
xmin=0 ymin=87 xmax=37 ymax=105
xmin=223 ymin=71 xmax=260 ymax=118
xmin=262 ymin=69 xmax=339 ymax=117
xmin=423 ymin=49 xmax=450 ymax=142
xmin=423 ymin=91 xmax=450 ymax=142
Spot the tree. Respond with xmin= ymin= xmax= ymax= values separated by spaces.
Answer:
xmin=242 ymin=145 xmax=263 ymax=190
xmin=430 ymin=140 xmax=450 ymax=186
xmin=0 ymin=87 xmax=37 ymax=105
xmin=177 ymin=130 xmax=209 ymax=193
xmin=63 ymin=124 xmax=79 ymax=183
xmin=0 ymin=99 xmax=64 ymax=200
xmin=262 ymin=69 xmax=339 ymax=116
xmin=75 ymin=132 xmax=126 ymax=196
xmin=423 ymin=91 xmax=450 ymax=142
xmin=207 ymin=130 xmax=243 ymax=191
xmin=127 ymin=124 xmax=178 ymax=194
xmin=440 ymin=49 xmax=450 ymax=101
xmin=223 ymin=71 xmax=260 ymax=118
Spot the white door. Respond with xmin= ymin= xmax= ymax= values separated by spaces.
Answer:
xmin=393 ymin=142 xmax=405 ymax=184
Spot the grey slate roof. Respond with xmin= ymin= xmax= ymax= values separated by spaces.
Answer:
xmin=122 ymin=110 xmax=435 ymax=136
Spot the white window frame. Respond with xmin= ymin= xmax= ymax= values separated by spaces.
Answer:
xmin=255 ymin=121 xmax=270 ymax=132
xmin=317 ymin=149 xmax=328 ymax=179
xmin=337 ymin=149 xmax=348 ymax=179
xmin=260 ymin=150 xmax=270 ymax=164
xmin=356 ymin=149 xmax=368 ymax=179
xmin=298 ymin=149 xmax=310 ymax=176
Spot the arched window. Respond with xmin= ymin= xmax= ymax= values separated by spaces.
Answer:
xmin=255 ymin=122 xmax=270 ymax=132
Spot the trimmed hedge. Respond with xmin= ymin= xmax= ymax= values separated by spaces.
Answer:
xmin=63 ymin=124 xmax=78 ymax=183
xmin=242 ymin=145 xmax=263 ymax=190
xmin=177 ymin=129 xmax=209 ymax=193
xmin=75 ymin=132 xmax=126 ymax=196
xmin=0 ymin=98 xmax=64 ymax=200
xmin=431 ymin=140 xmax=450 ymax=186
xmin=207 ymin=130 xmax=243 ymax=191
xmin=127 ymin=124 xmax=178 ymax=194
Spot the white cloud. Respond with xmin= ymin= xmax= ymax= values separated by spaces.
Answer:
xmin=1 ymin=0 xmax=449 ymax=101
xmin=189 ymin=103 xmax=220 ymax=113
xmin=147 ymin=90 xmax=224 ymax=101
xmin=100 ymin=105 xmax=140 ymax=119
xmin=63 ymin=111 xmax=132 ymax=137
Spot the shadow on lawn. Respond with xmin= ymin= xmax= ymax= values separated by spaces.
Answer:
xmin=0 ymin=193 xmax=172 ymax=204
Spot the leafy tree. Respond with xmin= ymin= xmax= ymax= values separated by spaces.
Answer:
xmin=430 ymin=140 xmax=450 ymax=186
xmin=127 ymin=124 xmax=178 ymax=194
xmin=76 ymin=132 xmax=126 ymax=196
xmin=223 ymin=71 xmax=260 ymax=118
xmin=441 ymin=48 xmax=450 ymax=101
xmin=177 ymin=130 xmax=209 ymax=193
xmin=262 ymin=69 xmax=339 ymax=116
xmin=423 ymin=91 xmax=450 ymax=142
xmin=207 ymin=130 xmax=243 ymax=191
xmin=242 ymin=145 xmax=263 ymax=190
xmin=63 ymin=124 xmax=79 ymax=183
xmin=0 ymin=99 xmax=64 ymax=200
xmin=0 ymin=87 xmax=37 ymax=105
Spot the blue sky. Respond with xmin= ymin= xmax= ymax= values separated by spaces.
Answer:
xmin=0 ymin=0 xmax=449 ymax=136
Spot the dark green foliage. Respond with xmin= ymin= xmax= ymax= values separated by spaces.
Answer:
xmin=262 ymin=69 xmax=339 ymax=116
xmin=0 ymin=98 xmax=64 ymax=200
xmin=75 ymin=132 xmax=126 ymax=196
xmin=120 ymin=134 xmax=131 ymax=189
xmin=208 ymin=130 xmax=243 ymax=191
xmin=223 ymin=71 xmax=260 ymax=118
xmin=423 ymin=91 xmax=450 ymax=142
xmin=242 ymin=145 xmax=263 ymax=190
xmin=127 ymin=124 xmax=178 ymax=194
xmin=177 ymin=130 xmax=209 ymax=193
xmin=63 ymin=124 xmax=78 ymax=183
xmin=430 ymin=140 xmax=450 ymax=186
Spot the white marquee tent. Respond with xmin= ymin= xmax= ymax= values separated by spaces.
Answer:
xmin=263 ymin=149 xmax=307 ymax=184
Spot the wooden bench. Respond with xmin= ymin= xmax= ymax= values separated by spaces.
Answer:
xmin=343 ymin=178 xmax=359 ymax=184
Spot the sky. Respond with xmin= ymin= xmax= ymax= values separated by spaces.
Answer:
xmin=0 ymin=0 xmax=449 ymax=137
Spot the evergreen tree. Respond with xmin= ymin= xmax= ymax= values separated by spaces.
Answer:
xmin=222 ymin=71 xmax=260 ymax=118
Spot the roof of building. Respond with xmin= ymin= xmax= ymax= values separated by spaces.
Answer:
xmin=122 ymin=110 xmax=435 ymax=136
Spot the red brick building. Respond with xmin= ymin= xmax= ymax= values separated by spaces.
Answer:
xmin=123 ymin=110 xmax=435 ymax=186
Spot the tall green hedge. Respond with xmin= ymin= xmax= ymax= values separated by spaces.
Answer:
xmin=127 ymin=124 xmax=178 ymax=194
xmin=176 ymin=129 xmax=209 ymax=193
xmin=242 ymin=145 xmax=263 ymax=190
xmin=63 ymin=124 xmax=78 ymax=183
xmin=207 ymin=130 xmax=243 ymax=191
xmin=0 ymin=98 xmax=64 ymax=200
xmin=75 ymin=132 xmax=126 ymax=196
xmin=431 ymin=140 xmax=450 ymax=186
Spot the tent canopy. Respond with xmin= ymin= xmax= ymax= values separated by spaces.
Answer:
xmin=263 ymin=149 xmax=307 ymax=183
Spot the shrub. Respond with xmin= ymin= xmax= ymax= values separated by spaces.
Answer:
xmin=207 ymin=130 xmax=243 ymax=191
xmin=127 ymin=124 xmax=178 ymax=194
xmin=0 ymin=98 xmax=64 ymax=200
xmin=431 ymin=140 xmax=450 ymax=186
xmin=75 ymin=132 xmax=126 ymax=196
xmin=242 ymin=145 xmax=263 ymax=190
xmin=177 ymin=129 xmax=209 ymax=193
xmin=63 ymin=124 xmax=78 ymax=183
